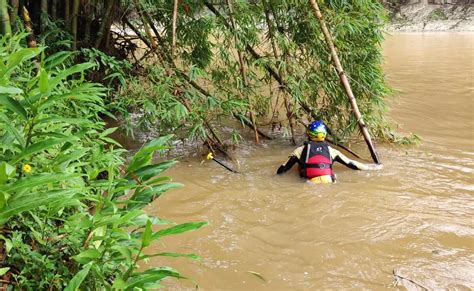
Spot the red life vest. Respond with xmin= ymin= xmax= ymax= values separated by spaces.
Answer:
xmin=299 ymin=141 xmax=333 ymax=179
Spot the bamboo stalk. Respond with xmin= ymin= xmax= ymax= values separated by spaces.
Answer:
xmin=71 ymin=0 xmax=79 ymax=49
xmin=133 ymin=0 xmax=157 ymax=49
xmin=171 ymin=0 xmax=178 ymax=57
xmin=0 ymin=0 xmax=11 ymax=35
xmin=203 ymin=0 xmax=317 ymax=121
xmin=262 ymin=0 xmax=295 ymax=145
xmin=94 ymin=0 xmax=115 ymax=48
xmin=203 ymin=0 xmax=366 ymax=157
xmin=22 ymin=6 xmax=37 ymax=48
xmin=51 ymin=0 xmax=57 ymax=19
xmin=41 ymin=0 xmax=48 ymax=33
xmin=226 ymin=0 xmax=260 ymax=144
xmin=84 ymin=0 xmax=92 ymax=43
xmin=308 ymin=0 xmax=381 ymax=164
xmin=64 ymin=0 xmax=70 ymax=29
xmin=126 ymin=19 xmax=233 ymax=158
xmin=9 ymin=0 xmax=19 ymax=26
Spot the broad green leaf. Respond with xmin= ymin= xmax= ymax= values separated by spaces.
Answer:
xmin=0 ymin=189 xmax=77 ymax=225
xmin=0 ymin=235 xmax=12 ymax=253
xmin=152 ymin=222 xmax=207 ymax=240
xmin=0 ymin=162 xmax=15 ymax=184
xmin=0 ymin=267 xmax=9 ymax=276
xmin=2 ymin=173 xmax=81 ymax=193
xmin=48 ymin=63 xmax=96 ymax=89
xmin=0 ymin=191 xmax=9 ymax=209
xmin=0 ymin=47 xmax=41 ymax=78
xmin=64 ymin=262 xmax=93 ymax=291
xmin=127 ymin=160 xmax=177 ymax=182
xmin=0 ymin=86 xmax=23 ymax=95
xmin=125 ymin=267 xmax=184 ymax=289
xmin=44 ymin=51 xmax=73 ymax=70
xmin=126 ymin=135 xmax=174 ymax=173
xmin=12 ymin=136 xmax=77 ymax=163
xmin=91 ymin=226 xmax=107 ymax=249
xmin=99 ymin=127 xmax=118 ymax=138
xmin=0 ymin=96 xmax=28 ymax=120
xmin=141 ymin=220 xmax=153 ymax=248
xmin=142 ymin=252 xmax=200 ymax=261
xmin=36 ymin=116 xmax=95 ymax=126
xmin=110 ymin=246 xmax=132 ymax=264
xmin=117 ymin=209 xmax=144 ymax=226
xmin=128 ymin=183 xmax=183 ymax=210
xmin=0 ymin=113 xmax=26 ymax=146
xmin=39 ymin=68 xmax=49 ymax=93
xmin=112 ymin=276 xmax=126 ymax=289
xmin=73 ymin=249 xmax=101 ymax=264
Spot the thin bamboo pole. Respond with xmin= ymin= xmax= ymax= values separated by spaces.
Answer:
xmin=262 ymin=0 xmax=296 ymax=145
xmin=71 ymin=0 xmax=79 ymax=49
xmin=125 ymin=17 xmax=234 ymax=159
xmin=171 ymin=0 xmax=178 ymax=58
xmin=133 ymin=0 xmax=157 ymax=49
xmin=0 ymin=0 xmax=11 ymax=35
xmin=308 ymin=0 xmax=381 ymax=164
xmin=22 ymin=6 xmax=37 ymax=48
xmin=226 ymin=0 xmax=259 ymax=144
xmin=94 ymin=0 xmax=115 ymax=48
xmin=64 ymin=0 xmax=70 ymax=30
xmin=41 ymin=0 xmax=48 ymax=33
xmin=9 ymin=0 xmax=19 ymax=26
xmin=84 ymin=0 xmax=92 ymax=43
xmin=51 ymin=0 xmax=57 ymax=19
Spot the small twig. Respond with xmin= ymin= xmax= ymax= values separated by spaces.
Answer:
xmin=393 ymin=270 xmax=428 ymax=290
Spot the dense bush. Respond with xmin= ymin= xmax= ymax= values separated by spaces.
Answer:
xmin=0 ymin=34 xmax=206 ymax=290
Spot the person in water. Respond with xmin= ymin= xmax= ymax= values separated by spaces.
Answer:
xmin=276 ymin=120 xmax=383 ymax=183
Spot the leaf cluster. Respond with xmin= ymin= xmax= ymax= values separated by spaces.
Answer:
xmin=0 ymin=34 xmax=206 ymax=290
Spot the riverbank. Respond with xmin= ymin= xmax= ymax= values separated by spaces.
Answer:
xmin=386 ymin=4 xmax=473 ymax=32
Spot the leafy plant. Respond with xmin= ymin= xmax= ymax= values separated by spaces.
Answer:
xmin=0 ymin=33 xmax=206 ymax=290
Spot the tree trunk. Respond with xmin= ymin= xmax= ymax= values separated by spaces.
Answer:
xmin=94 ymin=0 xmax=115 ymax=48
xmin=0 ymin=0 xmax=11 ymax=35
xmin=226 ymin=0 xmax=260 ymax=144
xmin=9 ymin=0 xmax=19 ymax=26
xmin=308 ymin=0 xmax=381 ymax=164
xmin=171 ymin=0 xmax=178 ymax=57
xmin=71 ymin=0 xmax=79 ymax=49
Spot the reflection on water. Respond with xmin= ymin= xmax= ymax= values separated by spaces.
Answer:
xmin=145 ymin=33 xmax=474 ymax=290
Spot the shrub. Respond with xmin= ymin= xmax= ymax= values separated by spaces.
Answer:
xmin=0 ymin=33 xmax=206 ymax=290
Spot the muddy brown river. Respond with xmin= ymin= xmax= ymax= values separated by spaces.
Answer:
xmin=145 ymin=33 xmax=474 ymax=289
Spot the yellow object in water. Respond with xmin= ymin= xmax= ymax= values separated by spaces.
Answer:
xmin=309 ymin=175 xmax=333 ymax=184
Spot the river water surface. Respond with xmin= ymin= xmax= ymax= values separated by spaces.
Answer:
xmin=145 ymin=33 xmax=474 ymax=290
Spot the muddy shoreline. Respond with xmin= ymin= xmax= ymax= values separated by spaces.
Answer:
xmin=386 ymin=4 xmax=473 ymax=32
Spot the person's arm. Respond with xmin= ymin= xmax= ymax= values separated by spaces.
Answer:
xmin=330 ymin=147 xmax=383 ymax=171
xmin=276 ymin=146 xmax=304 ymax=174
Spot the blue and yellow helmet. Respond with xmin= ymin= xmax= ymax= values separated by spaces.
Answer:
xmin=307 ymin=120 xmax=327 ymax=141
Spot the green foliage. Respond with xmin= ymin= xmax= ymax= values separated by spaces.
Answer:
xmin=0 ymin=34 xmax=205 ymax=290
xmin=114 ymin=0 xmax=393 ymax=146
xmin=428 ymin=8 xmax=448 ymax=21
